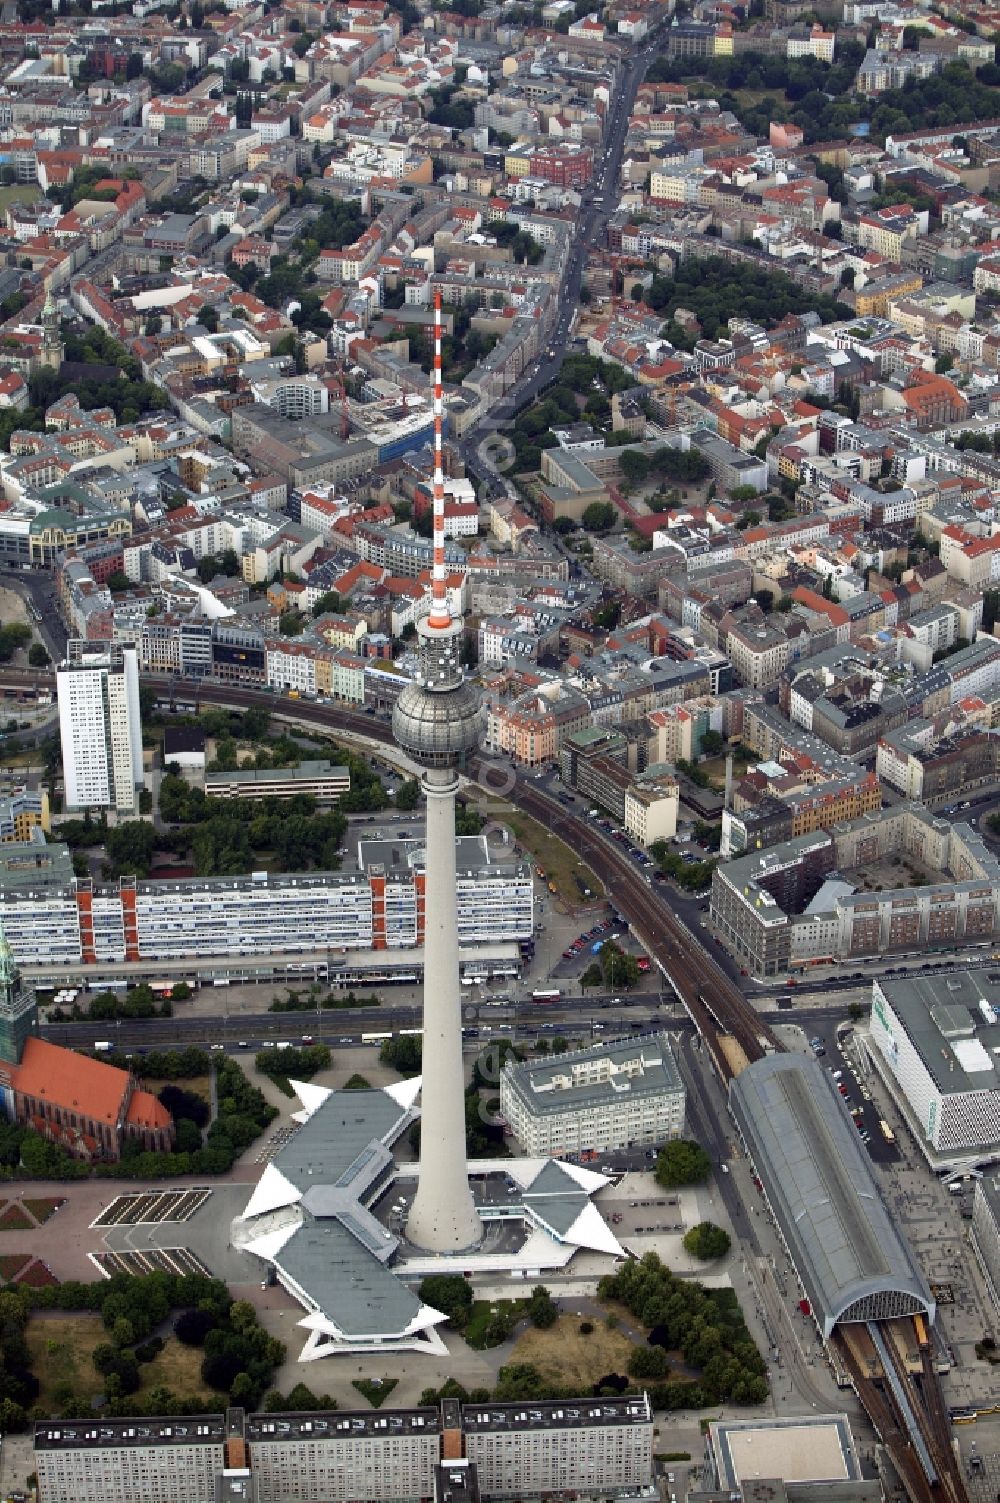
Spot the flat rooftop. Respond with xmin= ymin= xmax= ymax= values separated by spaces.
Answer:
xmin=502 ymin=1033 xmax=684 ymax=1117
xmin=876 ymin=968 xmax=1000 ymax=1095
xmin=246 ymin=1410 xmax=439 ymax=1442
xmin=461 ymin=1396 xmax=651 ymax=1432
xmin=205 ymin=760 xmax=349 ymax=787
xmin=35 ymin=1418 xmax=226 ymax=1451
xmin=711 ymin=1416 xmax=860 ymax=1489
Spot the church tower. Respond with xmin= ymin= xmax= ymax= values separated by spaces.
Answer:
xmin=40 ymin=291 xmax=63 ymax=373
xmin=0 ymin=921 xmax=37 ymax=1066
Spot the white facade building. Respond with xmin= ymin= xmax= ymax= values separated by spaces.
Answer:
xmin=500 ymin=1033 xmax=685 ymax=1157
xmin=624 ymin=777 xmax=679 ymax=848
xmin=56 ymin=640 xmax=143 ymax=813
xmin=869 ymin=971 xmax=1000 ymax=1157
xmin=0 ymin=837 xmax=534 ymax=970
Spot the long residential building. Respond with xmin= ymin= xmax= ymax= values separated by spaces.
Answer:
xmin=35 ymin=1397 xmax=654 ymax=1503
xmin=0 ymin=835 xmax=533 ymax=971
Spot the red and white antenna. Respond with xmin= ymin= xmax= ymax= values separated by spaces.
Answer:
xmin=426 ymin=287 xmax=452 ymax=632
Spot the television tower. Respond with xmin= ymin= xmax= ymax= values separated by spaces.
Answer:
xmin=392 ymin=290 xmax=483 ymax=1253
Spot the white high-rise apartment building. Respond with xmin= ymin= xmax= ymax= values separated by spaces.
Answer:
xmin=57 ymin=641 xmax=143 ymax=813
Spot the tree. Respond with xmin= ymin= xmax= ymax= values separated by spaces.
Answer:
xmin=527 ymin=1285 xmax=558 ymax=1329
xmin=312 ymin=590 xmax=342 ymax=618
xmin=683 ymin=1221 xmax=731 ymax=1260
xmin=0 ymin=624 xmax=30 ymax=662
xmin=654 ymin=1139 xmax=712 ymax=1187
xmin=395 ymin=779 xmax=421 ymax=812
xmin=597 ymin=940 xmax=639 ymax=991
xmin=106 ymin=571 xmax=131 ymax=592
xmin=418 ymin=1274 xmax=473 ymax=1327
xmin=628 ymin=1343 xmax=669 ymax=1378
xmin=581 ymin=501 xmax=615 ymax=533
xmin=619 ymin=449 xmax=651 ymax=486
xmin=699 ymin=729 xmax=724 ymax=758
xmin=27 ymin=643 xmax=49 ymax=668
xmin=379 ymin=1034 xmax=422 ymax=1077
xmin=197 ymin=304 xmax=220 ymax=334
xmin=105 ymin=822 xmax=157 ymax=879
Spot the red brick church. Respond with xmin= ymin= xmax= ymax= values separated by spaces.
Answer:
xmin=0 ymin=925 xmax=173 ymax=1162
xmin=0 ymin=1038 xmax=174 ymax=1162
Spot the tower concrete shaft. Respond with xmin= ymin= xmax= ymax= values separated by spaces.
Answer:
xmin=390 ymin=288 xmax=482 ymax=1254
xmin=403 ymin=764 xmax=481 ymax=1252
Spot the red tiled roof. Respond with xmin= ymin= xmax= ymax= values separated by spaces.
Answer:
xmin=13 ymin=1037 xmax=128 ymax=1124
xmin=125 ymin=1089 xmax=172 ymax=1131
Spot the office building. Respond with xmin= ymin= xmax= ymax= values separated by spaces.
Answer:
xmin=500 ymin=1034 xmax=685 ymax=1157
xmin=56 ymin=640 xmax=143 ymax=813
xmin=204 ymin=760 xmax=351 ymax=804
xmin=0 ymin=788 xmax=48 ymax=843
xmin=694 ymin=1414 xmax=881 ymax=1503
xmin=972 ymin=1174 xmax=1000 ymax=1310
xmin=869 ymin=969 xmax=1000 ymax=1159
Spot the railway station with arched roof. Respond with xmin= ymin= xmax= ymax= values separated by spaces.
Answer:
xmin=730 ymin=1054 xmax=935 ymax=1340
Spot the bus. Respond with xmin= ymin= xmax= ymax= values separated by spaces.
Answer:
xmin=879 ymin=1119 xmax=896 ymax=1144
xmin=531 ymin=989 xmax=562 ymax=1004
xmin=361 ymin=1032 xmax=392 ymax=1044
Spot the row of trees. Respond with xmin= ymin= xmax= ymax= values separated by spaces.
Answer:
xmin=599 ymin=1252 xmax=768 ymax=1407
xmin=580 ymin=939 xmax=640 ymax=993
xmin=89 ymin=1053 xmax=278 ymax=1182
xmin=417 ymin=1275 xmax=558 ymax=1341
xmin=646 ymin=256 xmax=849 ymax=345
xmin=158 ymin=775 xmax=349 ymax=877
xmin=618 ymin=446 xmax=711 ymax=489
xmin=647 ymin=44 xmax=1000 ymax=146
xmin=255 ymin=1043 xmax=331 ymax=1083
xmin=509 ymin=354 xmax=637 ymax=472
xmin=649 ymin=839 xmax=717 ymax=893
xmin=0 ymin=1273 xmax=284 ymax=1427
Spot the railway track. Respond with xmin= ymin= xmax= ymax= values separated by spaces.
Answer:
xmin=834 ymin=1321 xmax=967 ymax=1503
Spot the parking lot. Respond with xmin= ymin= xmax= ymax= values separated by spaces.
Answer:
xmin=90 ymin=1246 xmax=213 ymax=1279
xmin=254 ymin=1122 xmax=301 ymax=1165
xmin=791 ymin=1021 xmax=900 ymax=1167
xmin=91 ymin=1188 xmax=212 ymax=1228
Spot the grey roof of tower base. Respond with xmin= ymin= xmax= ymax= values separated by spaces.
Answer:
xmin=729 ymin=1055 xmax=934 ymax=1337
xmin=277 ymin=1220 xmax=422 ymax=1338
xmin=521 ymin=1160 xmax=591 ymax=1236
xmin=266 ymin=1087 xmax=418 ymax=1338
